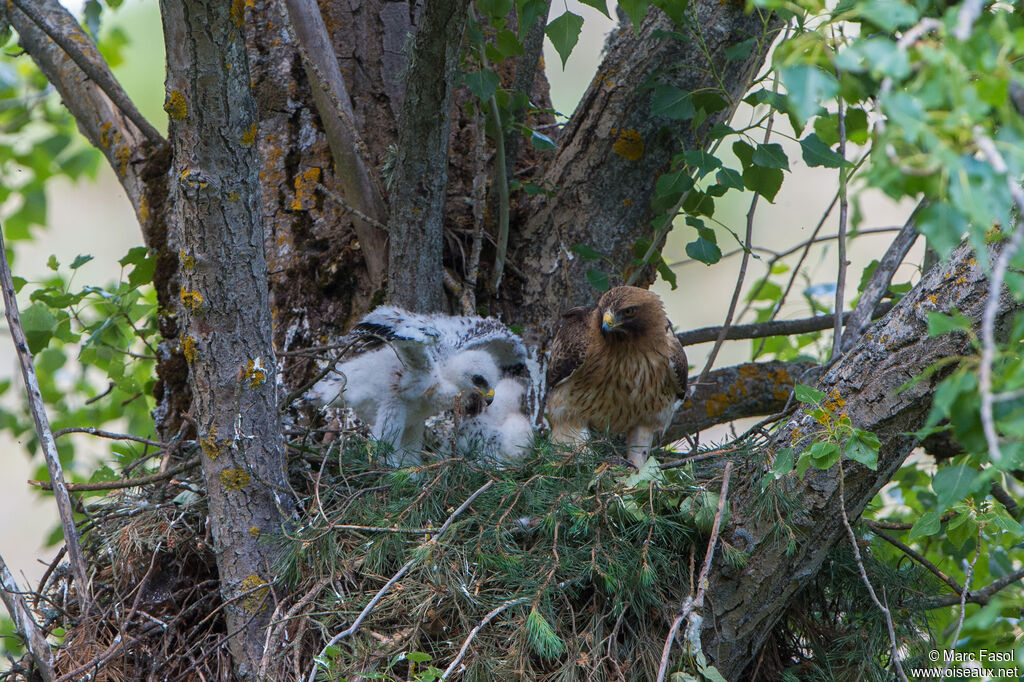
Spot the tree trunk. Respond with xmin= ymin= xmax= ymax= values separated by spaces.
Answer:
xmin=160 ymin=1 xmax=293 ymax=677
xmin=701 ymin=240 xmax=1020 ymax=676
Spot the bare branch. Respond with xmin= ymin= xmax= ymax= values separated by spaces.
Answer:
xmin=6 ymin=0 xmax=162 ymax=233
xmin=675 ymin=302 xmax=894 ymax=346
xmin=441 ymin=596 xmax=531 ymax=679
xmin=867 ymin=522 xmax=963 ymax=593
xmin=916 ymin=567 xmax=1024 ymax=609
xmin=0 ymin=554 xmax=54 ymax=682
xmin=656 ymin=460 xmax=733 ymax=682
xmin=829 ymin=83 xmax=850 ymax=363
xmin=0 ymin=225 xmax=91 ymax=608
xmin=840 ymin=205 xmax=921 ymax=352
xmin=31 ymin=456 xmax=199 ymax=492
xmin=664 ymin=360 xmax=816 ymax=441
xmin=940 ymin=525 xmax=981 ymax=676
xmin=283 ymin=0 xmax=389 ymax=284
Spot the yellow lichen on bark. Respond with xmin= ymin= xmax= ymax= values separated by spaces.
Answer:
xmin=612 ymin=129 xmax=644 ymax=161
xmin=180 ymin=287 xmax=204 ymax=312
xmin=164 ymin=90 xmax=188 ymax=120
xmin=290 ymin=167 xmax=322 ymax=211
xmin=220 ymin=468 xmax=251 ymax=489
xmin=241 ymin=123 xmax=257 ymax=147
xmin=240 ymin=574 xmax=269 ymax=613
xmin=181 ymin=334 xmax=198 ymax=364
xmin=244 ymin=358 xmax=267 ymax=388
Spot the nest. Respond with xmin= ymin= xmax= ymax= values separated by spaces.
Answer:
xmin=4 ymin=425 xmax=934 ymax=681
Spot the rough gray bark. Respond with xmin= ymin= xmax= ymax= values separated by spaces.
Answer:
xmin=701 ymin=240 xmax=1021 ymax=677
xmin=503 ymin=4 xmax=781 ymax=344
xmin=160 ymin=1 xmax=293 ymax=677
xmin=386 ymin=0 xmax=473 ymax=313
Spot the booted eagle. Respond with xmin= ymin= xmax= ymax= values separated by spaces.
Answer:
xmin=309 ymin=306 xmax=526 ymax=466
xmin=545 ymin=286 xmax=687 ymax=469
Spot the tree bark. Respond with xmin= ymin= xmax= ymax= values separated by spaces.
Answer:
xmin=502 ymin=4 xmax=781 ymax=345
xmin=385 ymin=0 xmax=473 ymax=312
xmin=160 ymin=1 xmax=293 ymax=677
xmin=701 ymin=240 xmax=1021 ymax=677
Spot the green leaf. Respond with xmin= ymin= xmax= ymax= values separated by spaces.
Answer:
xmin=725 ymin=38 xmax=755 ymax=62
xmin=808 ymin=440 xmax=840 ymax=466
xmin=916 ymin=203 xmax=968 ymax=261
xmin=119 ymin=246 xmax=149 ymax=267
xmin=742 ymin=166 xmax=783 ymax=202
xmin=752 ymin=143 xmax=789 ymax=170
xmin=476 ymin=0 xmax=514 ymax=19
xmin=771 ymin=447 xmax=794 ymax=478
xmin=933 ymin=465 xmax=978 ymax=512
xmin=685 ymin=237 xmax=721 ymax=265
xmin=405 ymin=651 xmax=432 ymax=664
xmin=845 ymin=432 xmax=879 ymax=470
xmin=70 ymin=254 xmax=94 ymax=270
xmin=464 ymin=69 xmax=500 ymax=102
xmin=516 ymin=0 xmax=548 ymax=37
xmin=617 ymin=0 xmax=650 ymax=29
xmin=586 ymin=269 xmax=610 ymax=291
xmin=794 ymin=383 xmax=825 ymax=404
xmin=651 ymin=85 xmax=695 ymax=120
xmin=572 ymin=244 xmax=603 ymax=260
xmin=655 ymin=168 xmax=694 ymax=197
xmin=855 ymin=0 xmax=919 ymax=32
xmin=494 ymin=30 xmax=525 ymax=57
xmin=780 ymin=64 xmax=837 ymax=127
xmin=715 ymin=167 xmax=743 ymax=190
xmin=684 ymin=149 xmax=722 ymax=177
xmin=20 ymin=303 xmax=58 ymax=354
xmin=529 ymin=129 xmax=557 ymax=150
xmin=46 ymin=255 xmax=59 ymax=271
xmin=927 ymin=310 xmax=972 ymax=337
xmin=800 ymin=133 xmax=847 ymax=168
xmin=545 ymin=11 xmax=584 ymax=68
xmin=908 ymin=511 xmax=941 ymax=541
xmin=657 ymin=257 xmax=677 ymax=290
xmin=579 ymin=0 xmax=611 ymax=17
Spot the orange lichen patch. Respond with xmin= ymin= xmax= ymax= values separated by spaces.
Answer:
xmin=290 ymin=167 xmax=322 ymax=211
xmin=791 ymin=427 xmax=803 ymax=443
xmin=240 ymin=574 xmax=269 ymax=614
xmin=180 ymin=287 xmax=204 ymax=312
xmin=622 ymin=198 xmax=632 ymax=207
xmin=612 ymin=129 xmax=644 ymax=161
xmin=704 ymin=381 xmax=750 ymax=418
xmin=220 ymin=468 xmax=250 ymax=490
xmin=181 ymin=334 xmax=198 ymax=364
xmin=230 ymin=0 xmax=245 ymax=28
xmin=927 ymin=294 xmax=938 ymax=305
xmin=249 ymin=526 xmax=261 ymax=538
xmin=241 ymin=123 xmax=257 ymax=147
xmin=823 ymin=388 xmax=844 ymax=413
xmin=164 ymin=90 xmax=187 ymax=120
xmin=244 ymin=358 xmax=267 ymax=388
xmin=968 ymin=257 xmax=977 ymax=267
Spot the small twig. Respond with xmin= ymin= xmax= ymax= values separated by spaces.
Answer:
xmin=868 ymin=511 xmax=955 ymax=531
xmin=838 ymin=463 xmax=908 ymax=681
xmin=830 ymin=70 xmax=849 ymax=363
xmin=0 ymin=553 xmax=54 ymax=682
xmin=656 ymin=460 xmax=733 ymax=682
xmin=440 ymin=596 xmax=530 ymax=679
xmin=658 ymin=448 xmax=737 ymax=470
xmin=52 ymin=426 xmax=164 ymax=448
xmin=840 ymin=205 xmax=921 ymax=352
xmin=462 ymin=105 xmax=488 ymax=315
xmin=973 ymin=131 xmax=1024 ymax=464
xmin=940 ymin=524 xmax=982 ymax=677
xmin=30 ymin=456 xmax=199 ymax=492
xmin=916 ymin=566 xmax=1024 ymax=609
xmin=867 ymin=522 xmax=962 ymax=593
xmin=318 ymin=184 xmax=389 ymax=233
xmin=483 ymin=55 xmax=510 ymax=293
xmin=675 ymin=302 xmax=894 ymax=346
xmin=954 ymin=0 xmax=985 ymax=40
xmin=8 ymin=0 xmax=164 ymax=145
xmin=308 ymin=480 xmax=494 ymax=681
xmin=0 ymin=225 xmax=91 ymax=609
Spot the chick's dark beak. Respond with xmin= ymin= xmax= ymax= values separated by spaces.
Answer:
xmin=478 ymin=386 xmax=495 ymax=405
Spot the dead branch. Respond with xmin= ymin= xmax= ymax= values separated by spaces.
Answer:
xmin=676 ymin=303 xmax=894 ymax=346
xmin=0 ymin=553 xmax=54 ymax=682
xmin=30 ymin=456 xmax=200 ymax=492
xmin=0 ymin=226 xmax=91 ymax=608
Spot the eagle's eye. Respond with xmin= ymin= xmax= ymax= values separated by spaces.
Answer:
xmin=620 ymin=306 xmax=639 ymax=318
xmin=471 ymin=374 xmax=489 ymax=388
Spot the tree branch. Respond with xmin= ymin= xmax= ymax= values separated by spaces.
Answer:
xmin=0 ymin=226 xmax=91 ymax=609
xmin=385 ymin=0 xmax=473 ymax=312
xmin=664 ymin=361 xmax=816 ymax=441
xmin=701 ymin=239 xmax=1023 ymax=676
xmin=5 ymin=0 xmax=163 ymax=238
xmin=283 ymin=0 xmax=389 ymax=284
xmin=840 ymin=204 xmax=921 ymax=352
xmin=675 ymin=302 xmax=894 ymax=346
xmin=0 ymin=553 xmax=54 ymax=682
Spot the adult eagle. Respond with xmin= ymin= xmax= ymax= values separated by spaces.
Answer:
xmin=545 ymin=286 xmax=688 ymax=469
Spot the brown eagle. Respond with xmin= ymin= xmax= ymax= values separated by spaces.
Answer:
xmin=545 ymin=286 xmax=688 ymax=469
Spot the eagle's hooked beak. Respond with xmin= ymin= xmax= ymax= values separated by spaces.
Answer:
xmin=601 ymin=311 xmax=624 ymax=334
